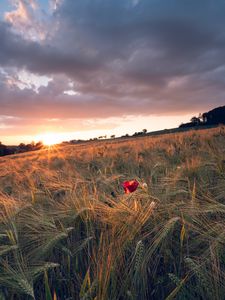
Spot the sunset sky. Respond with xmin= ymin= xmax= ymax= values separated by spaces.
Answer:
xmin=0 ymin=0 xmax=224 ymax=145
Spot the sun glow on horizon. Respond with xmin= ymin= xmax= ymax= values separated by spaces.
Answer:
xmin=2 ymin=113 xmax=195 ymax=146
xmin=35 ymin=133 xmax=62 ymax=146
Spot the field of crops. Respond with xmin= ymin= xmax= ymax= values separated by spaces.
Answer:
xmin=0 ymin=126 xmax=224 ymax=300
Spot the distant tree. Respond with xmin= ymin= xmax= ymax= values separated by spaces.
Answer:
xmin=19 ymin=143 xmax=26 ymax=148
xmin=142 ymin=129 xmax=147 ymax=134
xmin=202 ymin=112 xmax=208 ymax=123
xmin=133 ymin=131 xmax=144 ymax=136
xmin=198 ymin=113 xmax=203 ymax=122
xmin=0 ymin=143 xmax=10 ymax=156
xmin=110 ymin=135 xmax=115 ymax=139
xmin=121 ymin=134 xmax=130 ymax=138
xmin=35 ymin=141 xmax=43 ymax=150
xmin=190 ymin=116 xmax=201 ymax=125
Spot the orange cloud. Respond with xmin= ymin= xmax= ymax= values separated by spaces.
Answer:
xmin=5 ymin=0 xmax=32 ymax=25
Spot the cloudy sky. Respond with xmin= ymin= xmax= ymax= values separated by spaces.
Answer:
xmin=0 ymin=0 xmax=224 ymax=145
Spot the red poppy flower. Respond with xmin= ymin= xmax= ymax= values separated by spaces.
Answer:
xmin=122 ymin=180 xmax=139 ymax=194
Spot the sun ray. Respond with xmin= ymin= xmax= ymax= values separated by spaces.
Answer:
xmin=35 ymin=133 xmax=61 ymax=147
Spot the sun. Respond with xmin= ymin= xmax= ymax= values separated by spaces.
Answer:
xmin=37 ymin=133 xmax=61 ymax=147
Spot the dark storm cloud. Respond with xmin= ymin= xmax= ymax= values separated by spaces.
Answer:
xmin=0 ymin=21 xmax=100 ymax=75
xmin=0 ymin=0 xmax=225 ymax=121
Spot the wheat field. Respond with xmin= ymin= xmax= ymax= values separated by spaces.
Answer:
xmin=0 ymin=127 xmax=225 ymax=300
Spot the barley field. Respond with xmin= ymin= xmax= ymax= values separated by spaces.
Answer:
xmin=0 ymin=127 xmax=225 ymax=300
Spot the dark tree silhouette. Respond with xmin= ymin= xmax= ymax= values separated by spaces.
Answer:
xmin=202 ymin=106 xmax=225 ymax=125
xmin=179 ymin=105 xmax=225 ymax=128
xmin=190 ymin=116 xmax=201 ymax=125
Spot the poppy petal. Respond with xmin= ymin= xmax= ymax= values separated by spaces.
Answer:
xmin=122 ymin=180 xmax=139 ymax=193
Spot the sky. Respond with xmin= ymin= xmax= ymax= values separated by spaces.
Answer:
xmin=0 ymin=0 xmax=224 ymax=145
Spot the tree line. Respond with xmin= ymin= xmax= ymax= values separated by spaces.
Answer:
xmin=0 ymin=141 xmax=43 ymax=157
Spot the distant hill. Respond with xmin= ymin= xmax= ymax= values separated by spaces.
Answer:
xmin=179 ymin=105 xmax=225 ymax=128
